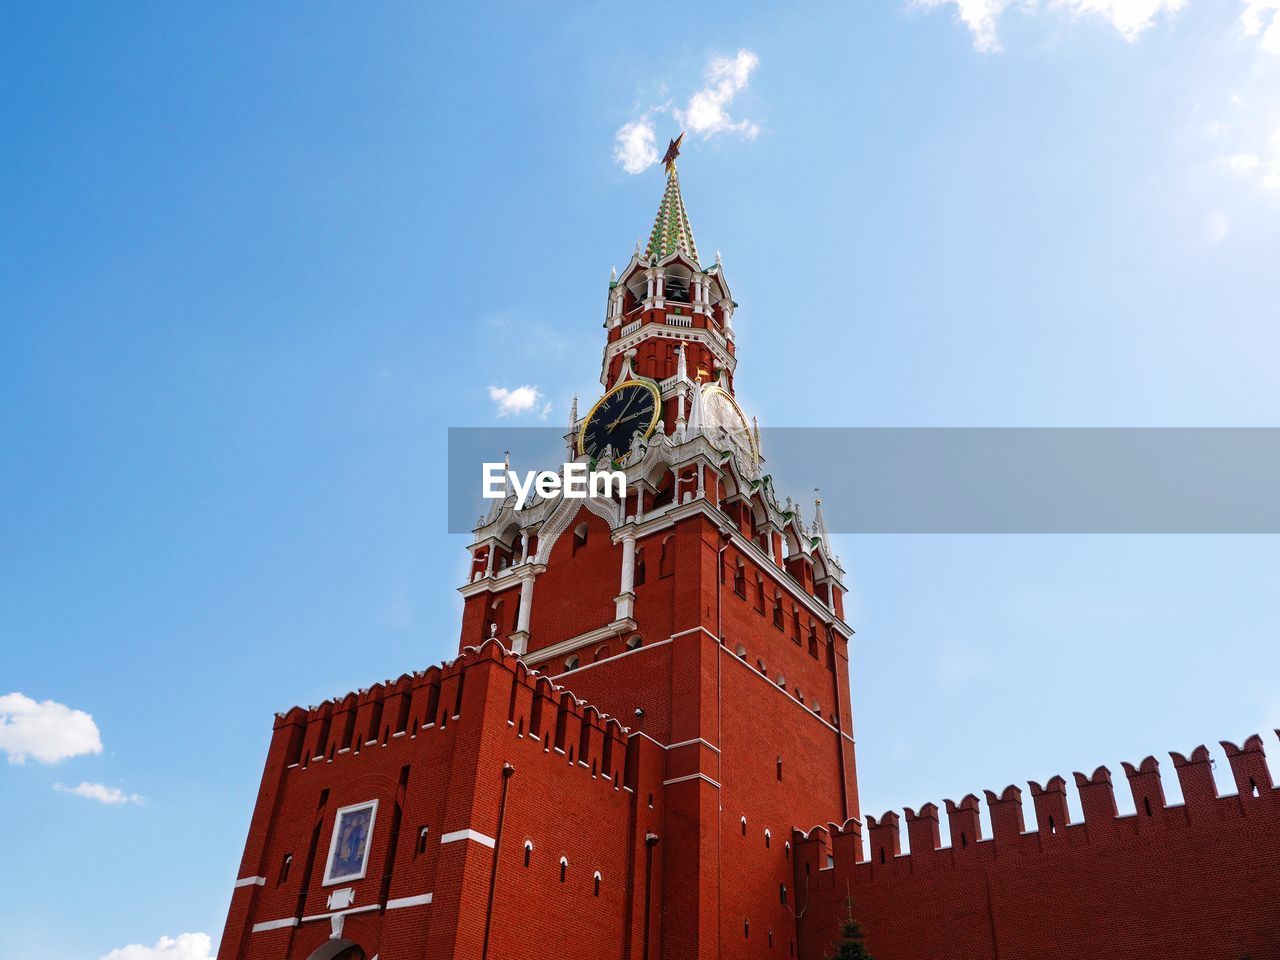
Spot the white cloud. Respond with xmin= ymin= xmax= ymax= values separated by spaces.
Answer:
xmin=614 ymin=119 xmax=660 ymax=174
xmin=917 ymin=0 xmax=1184 ymax=51
xmin=679 ymin=50 xmax=761 ymax=140
xmin=1227 ymin=152 xmax=1262 ymax=171
xmin=612 ymin=50 xmax=761 ymax=173
xmin=1053 ymin=0 xmax=1188 ymax=40
xmin=915 ymin=0 xmax=1014 ymax=52
xmin=55 ymin=781 xmax=144 ymax=805
xmin=1242 ymin=0 xmax=1280 ymax=53
xmin=0 ymin=692 xmax=103 ymax=765
xmin=100 ymin=933 xmax=215 ymax=960
xmin=488 ymin=384 xmax=543 ymax=418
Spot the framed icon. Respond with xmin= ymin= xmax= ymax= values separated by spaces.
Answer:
xmin=322 ymin=799 xmax=378 ymax=886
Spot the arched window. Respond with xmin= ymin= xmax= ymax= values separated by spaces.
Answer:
xmin=523 ymin=840 xmax=533 ymax=867
xmin=573 ymin=522 xmax=588 ymax=554
xmin=740 ymin=816 xmax=747 ymax=836
xmin=754 ymin=574 xmax=766 ymax=613
xmin=772 ymin=593 xmax=785 ymax=628
xmin=626 ymin=634 xmax=643 ymax=651
xmin=775 ymin=674 xmax=786 ymax=689
xmin=593 ymin=870 xmax=602 ymax=896
xmin=808 ymin=625 xmax=819 ymax=658
xmin=780 ymin=884 xmax=787 ymax=906
xmin=593 ymin=644 xmax=609 ymax=662
xmin=734 ymin=643 xmax=747 ymax=659
xmin=559 ymin=856 xmax=568 ymax=883
xmin=278 ymin=853 xmax=292 ymax=885
xmin=659 ymin=536 xmax=675 ymax=577
xmin=765 ymin=829 xmax=772 ymax=848
xmin=785 ymin=841 xmax=791 ymax=859
xmin=634 ymin=547 xmax=646 ymax=586
xmin=485 ymin=598 xmax=504 ymax=642
xmin=416 ymin=826 xmax=430 ymax=856
xmin=776 ymin=756 xmax=783 ymax=782
xmin=564 ymin=655 xmax=580 ymax=671
xmin=733 ymin=559 xmax=746 ymax=597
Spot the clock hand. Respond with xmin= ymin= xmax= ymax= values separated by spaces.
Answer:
xmin=608 ymin=391 xmax=639 ymax=430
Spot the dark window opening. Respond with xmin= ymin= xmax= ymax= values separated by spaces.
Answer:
xmin=278 ymin=854 xmax=292 ymax=885
xmin=416 ymin=826 xmax=430 ymax=856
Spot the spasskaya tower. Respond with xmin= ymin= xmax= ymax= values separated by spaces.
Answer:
xmin=220 ymin=141 xmax=862 ymax=960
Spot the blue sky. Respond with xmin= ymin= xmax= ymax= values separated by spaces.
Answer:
xmin=3 ymin=3 xmax=1280 ymax=958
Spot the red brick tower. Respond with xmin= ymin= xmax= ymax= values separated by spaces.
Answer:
xmin=219 ymin=147 xmax=860 ymax=960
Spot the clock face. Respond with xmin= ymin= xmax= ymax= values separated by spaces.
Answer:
xmin=579 ymin=380 xmax=661 ymax=460
xmin=702 ymin=384 xmax=756 ymax=470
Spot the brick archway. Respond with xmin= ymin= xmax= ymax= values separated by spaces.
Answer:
xmin=304 ymin=940 xmax=364 ymax=960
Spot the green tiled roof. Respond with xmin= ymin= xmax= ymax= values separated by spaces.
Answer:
xmin=645 ymin=166 xmax=699 ymax=264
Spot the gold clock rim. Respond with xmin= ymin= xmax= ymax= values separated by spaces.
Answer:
xmin=701 ymin=383 xmax=757 ymax=460
xmin=577 ymin=379 xmax=663 ymax=458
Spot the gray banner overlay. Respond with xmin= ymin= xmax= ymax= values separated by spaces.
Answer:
xmin=447 ymin=428 xmax=1280 ymax=534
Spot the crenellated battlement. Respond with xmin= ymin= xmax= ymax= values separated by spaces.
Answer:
xmin=794 ymin=731 xmax=1280 ymax=879
xmin=270 ymin=638 xmax=639 ymax=790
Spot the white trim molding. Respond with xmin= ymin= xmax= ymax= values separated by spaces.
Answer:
xmin=667 ymin=737 xmax=720 ymax=753
xmin=663 ymin=772 xmax=721 ymax=789
xmin=526 ymin=618 xmax=637 ymax=665
xmin=234 ymin=876 xmax=266 ymax=888
xmin=251 ymin=917 xmax=299 ymax=933
xmin=440 ymin=828 xmax=497 ymax=849
xmin=387 ymin=892 xmax=434 ymax=910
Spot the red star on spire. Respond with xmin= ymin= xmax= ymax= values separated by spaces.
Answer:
xmin=662 ymin=132 xmax=685 ymax=173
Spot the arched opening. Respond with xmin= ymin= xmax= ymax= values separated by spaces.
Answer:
xmin=572 ymin=522 xmax=588 ymax=554
xmin=304 ymin=940 xmax=366 ymax=960
xmin=658 ymin=535 xmax=675 ymax=577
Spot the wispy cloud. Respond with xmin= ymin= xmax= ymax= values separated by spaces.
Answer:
xmin=678 ymin=50 xmax=761 ymax=140
xmin=1242 ymin=0 xmax=1280 ymax=52
xmin=612 ymin=49 xmax=761 ymax=174
xmin=1209 ymin=98 xmax=1280 ymax=196
xmin=55 ymin=781 xmax=144 ymax=805
xmin=0 ymin=692 xmax=103 ymax=765
xmin=614 ymin=119 xmax=660 ymax=174
xmin=915 ymin=0 xmax=1186 ymax=53
xmin=100 ymin=933 xmax=215 ymax=960
xmin=488 ymin=384 xmax=545 ymax=418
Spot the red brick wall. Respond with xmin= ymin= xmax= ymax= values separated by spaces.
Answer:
xmin=527 ymin=506 xmax=621 ymax=652
xmin=794 ymin=734 xmax=1280 ymax=960
xmin=219 ymin=642 xmax=666 ymax=960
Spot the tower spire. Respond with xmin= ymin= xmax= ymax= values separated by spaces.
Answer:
xmin=646 ymin=133 xmax=699 ymax=264
xmin=813 ymin=489 xmax=831 ymax=554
